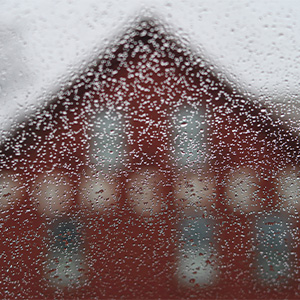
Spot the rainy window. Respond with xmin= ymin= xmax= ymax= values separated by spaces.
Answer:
xmin=1 ymin=1 xmax=300 ymax=299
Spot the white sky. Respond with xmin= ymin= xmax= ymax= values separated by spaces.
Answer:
xmin=1 ymin=0 xmax=300 ymax=135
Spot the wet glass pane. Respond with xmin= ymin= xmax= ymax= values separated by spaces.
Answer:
xmin=1 ymin=1 xmax=300 ymax=299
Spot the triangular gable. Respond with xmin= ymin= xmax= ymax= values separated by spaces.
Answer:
xmin=1 ymin=16 xmax=300 ymax=299
xmin=1 ymin=18 xmax=299 ymax=166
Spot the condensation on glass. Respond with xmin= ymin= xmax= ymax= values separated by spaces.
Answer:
xmin=0 ymin=17 xmax=299 ymax=300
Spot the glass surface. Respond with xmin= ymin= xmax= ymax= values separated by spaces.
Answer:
xmin=0 ymin=1 xmax=300 ymax=299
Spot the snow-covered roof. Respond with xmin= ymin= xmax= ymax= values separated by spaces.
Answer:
xmin=1 ymin=0 xmax=300 ymax=140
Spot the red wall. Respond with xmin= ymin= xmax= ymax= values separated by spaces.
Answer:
xmin=0 ymin=36 xmax=299 ymax=299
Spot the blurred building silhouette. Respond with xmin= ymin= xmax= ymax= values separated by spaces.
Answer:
xmin=0 ymin=18 xmax=299 ymax=299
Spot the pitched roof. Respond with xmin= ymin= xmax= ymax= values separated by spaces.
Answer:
xmin=1 ymin=16 xmax=300 ymax=165
xmin=0 ymin=16 xmax=224 ymax=140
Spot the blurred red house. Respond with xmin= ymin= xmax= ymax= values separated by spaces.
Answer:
xmin=1 ymin=18 xmax=300 ymax=299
